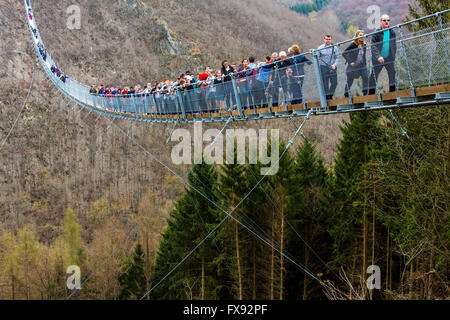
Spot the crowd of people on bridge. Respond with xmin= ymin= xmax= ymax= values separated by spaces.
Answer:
xmin=88 ymin=13 xmax=397 ymax=112
xmin=27 ymin=2 xmax=67 ymax=85
xmin=88 ymin=46 xmax=314 ymax=111
xmin=51 ymin=65 xmax=67 ymax=83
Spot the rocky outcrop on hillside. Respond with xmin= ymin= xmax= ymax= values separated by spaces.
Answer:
xmin=152 ymin=17 xmax=184 ymax=56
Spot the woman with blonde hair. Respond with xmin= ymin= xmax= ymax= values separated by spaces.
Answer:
xmin=342 ymin=30 xmax=369 ymax=97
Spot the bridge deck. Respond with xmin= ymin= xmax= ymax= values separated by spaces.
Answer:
xmin=109 ymin=83 xmax=449 ymax=122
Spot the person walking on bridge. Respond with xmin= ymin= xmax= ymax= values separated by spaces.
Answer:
xmin=317 ymin=35 xmax=340 ymax=100
xmin=343 ymin=30 xmax=369 ymax=97
xmin=368 ymin=14 xmax=397 ymax=94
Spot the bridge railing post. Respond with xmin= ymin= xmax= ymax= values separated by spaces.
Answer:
xmin=152 ymin=93 xmax=160 ymax=121
xmin=275 ymin=64 xmax=289 ymax=112
xmin=231 ymin=74 xmax=243 ymax=117
xmin=176 ymin=89 xmax=187 ymax=121
xmin=311 ymin=49 xmax=328 ymax=108
xmin=399 ymin=26 xmax=416 ymax=97
xmin=144 ymin=94 xmax=150 ymax=118
xmin=132 ymin=94 xmax=139 ymax=120
xmin=437 ymin=13 xmax=450 ymax=76
xmin=428 ymin=31 xmax=436 ymax=87
xmin=161 ymin=94 xmax=168 ymax=122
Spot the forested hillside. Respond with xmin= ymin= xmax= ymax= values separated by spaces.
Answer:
xmin=0 ymin=0 xmax=448 ymax=300
xmin=149 ymin=106 xmax=449 ymax=300
xmin=285 ymin=0 xmax=416 ymax=34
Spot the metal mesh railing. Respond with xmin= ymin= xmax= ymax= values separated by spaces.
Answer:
xmin=24 ymin=0 xmax=450 ymax=121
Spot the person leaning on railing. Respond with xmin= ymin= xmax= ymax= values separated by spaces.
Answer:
xmin=343 ymin=30 xmax=369 ymax=97
xmin=368 ymin=14 xmax=397 ymax=94
xmin=269 ymin=51 xmax=292 ymax=108
xmin=198 ymin=66 xmax=210 ymax=111
xmin=213 ymin=70 xmax=225 ymax=111
xmin=253 ymin=56 xmax=272 ymax=109
xmin=220 ymin=60 xmax=235 ymax=111
xmin=205 ymin=68 xmax=218 ymax=111
xmin=236 ymin=59 xmax=253 ymax=109
xmin=280 ymin=68 xmax=297 ymax=106
xmin=98 ymin=85 xmax=105 ymax=95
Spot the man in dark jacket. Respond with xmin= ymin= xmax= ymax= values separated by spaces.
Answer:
xmin=368 ymin=14 xmax=397 ymax=94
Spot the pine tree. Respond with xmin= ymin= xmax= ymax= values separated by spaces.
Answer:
xmin=267 ymin=140 xmax=295 ymax=300
xmin=151 ymin=195 xmax=194 ymax=299
xmin=329 ymin=111 xmax=385 ymax=298
xmin=63 ymin=208 xmax=85 ymax=266
xmin=407 ymin=0 xmax=449 ymax=27
xmin=372 ymin=106 xmax=449 ymax=298
xmin=217 ymin=151 xmax=248 ymax=300
xmin=151 ymin=163 xmax=221 ymax=300
xmin=118 ymin=243 xmax=147 ymax=300
xmin=284 ymin=141 xmax=333 ymax=300
xmin=241 ymin=161 xmax=274 ymax=300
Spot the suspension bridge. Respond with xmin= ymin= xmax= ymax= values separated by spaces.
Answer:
xmin=24 ymin=1 xmax=449 ymax=125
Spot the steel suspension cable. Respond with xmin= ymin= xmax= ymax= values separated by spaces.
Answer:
xmin=190 ymin=140 xmax=335 ymax=292
xmin=0 ymin=52 xmax=35 ymax=153
xmin=67 ymin=114 xmax=234 ymax=299
xmin=140 ymin=111 xmax=346 ymax=300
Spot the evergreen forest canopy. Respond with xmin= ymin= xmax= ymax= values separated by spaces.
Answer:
xmin=148 ymin=106 xmax=449 ymax=300
xmin=290 ymin=0 xmax=331 ymax=16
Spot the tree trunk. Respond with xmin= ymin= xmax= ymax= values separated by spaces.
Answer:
xmin=447 ymin=110 xmax=449 ymax=176
xmin=270 ymin=216 xmax=274 ymax=300
xmin=409 ymin=262 xmax=414 ymax=299
xmin=235 ymin=221 xmax=243 ymax=300
xmin=252 ymin=239 xmax=256 ymax=300
xmin=25 ymin=256 xmax=30 ymax=300
xmin=303 ymin=247 xmax=309 ymax=300
xmin=201 ymin=257 xmax=205 ymax=300
xmin=145 ymin=229 xmax=150 ymax=299
xmin=279 ymin=209 xmax=284 ymax=300
xmin=362 ymin=132 xmax=368 ymax=300
xmin=386 ymin=228 xmax=390 ymax=295
xmin=370 ymin=174 xmax=376 ymax=300
xmin=363 ymin=211 xmax=367 ymax=300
